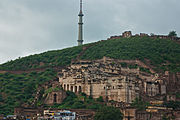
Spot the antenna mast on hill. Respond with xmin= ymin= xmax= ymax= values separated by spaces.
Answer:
xmin=80 ymin=0 xmax=82 ymax=12
xmin=77 ymin=0 xmax=84 ymax=46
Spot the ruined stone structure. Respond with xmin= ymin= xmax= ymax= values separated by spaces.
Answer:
xmin=142 ymin=75 xmax=167 ymax=98
xmin=136 ymin=109 xmax=179 ymax=120
xmin=121 ymin=107 xmax=136 ymax=120
xmin=44 ymin=81 xmax=67 ymax=105
xmin=44 ymin=90 xmax=66 ymax=105
xmin=14 ymin=107 xmax=44 ymax=118
xmin=140 ymin=33 xmax=149 ymax=37
xmin=122 ymin=31 xmax=132 ymax=38
xmin=57 ymin=57 xmax=167 ymax=104
xmin=145 ymin=81 xmax=159 ymax=97
xmin=58 ymin=57 xmax=141 ymax=103
xmin=12 ymin=58 xmax=180 ymax=120
xmin=164 ymin=72 xmax=180 ymax=93
xmin=167 ymin=94 xmax=176 ymax=101
xmin=107 ymin=31 xmax=180 ymax=42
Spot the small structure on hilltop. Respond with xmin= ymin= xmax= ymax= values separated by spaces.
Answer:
xmin=107 ymin=31 xmax=180 ymax=41
xmin=140 ymin=33 xmax=149 ymax=37
xmin=122 ymin=31 xmax=132 ymax=38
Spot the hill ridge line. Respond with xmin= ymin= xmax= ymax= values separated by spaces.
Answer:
xmin=0 ymin=42 xmax=99 ymax=74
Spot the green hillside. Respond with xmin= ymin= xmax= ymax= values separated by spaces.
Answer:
xmin=0 ymin=46 xmax=83 ymax=70
xmin=0 ymin=36 xmax=180 ymax=72
xmin=81 ymin=37 xmax=180 ymax=72
xmin=0 ymin=36 xmax=180 ymax=115
xmin=0 ymin=69 xmax=56 ymax=115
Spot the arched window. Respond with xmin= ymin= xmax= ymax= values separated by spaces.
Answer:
xmin=64 ymin=84 xmax=66 ymax=90
xmin=75 ymin=86 xmax=77 ymax=93
xmin=79 ymin=86 xmax=82 ymax=93
xmin=54 ymin=93 xmax=57 ymax=103
xmin=71 ymin=86 xmax=73 ymax=92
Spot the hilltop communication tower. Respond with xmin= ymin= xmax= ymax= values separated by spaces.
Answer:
xmin=77 ymin=0 xmax=84 ymax=46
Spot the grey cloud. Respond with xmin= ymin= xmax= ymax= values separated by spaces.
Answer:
xmin=0 ymin=0 xmax=180 ymax=63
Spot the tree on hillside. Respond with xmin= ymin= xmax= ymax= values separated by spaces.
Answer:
xmin=150 ymin=33 xmax=155 ymax=36
xmin=168 ymin=31 xmax=177 ymax=37
xmin=94 ymin=106 xmax=123 ymax=120
xmin=131 ymin=97 xmax=150 ymax=110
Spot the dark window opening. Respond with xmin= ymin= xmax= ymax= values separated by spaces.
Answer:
xmin=67 ymin=84 xmax=69 ymax=91
xmin=79 ymin=86 xmax=82 ymax=93
xmin=54 ymin=94 xmax=57 ymax=103
xmin=71 ymin=86 xmax=73 ymax=91
xmin=75 ymin=86 xmax=77 ymax=93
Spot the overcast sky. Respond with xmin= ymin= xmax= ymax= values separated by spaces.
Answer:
xmin=0 ymin=0 xmax=180 ymax=64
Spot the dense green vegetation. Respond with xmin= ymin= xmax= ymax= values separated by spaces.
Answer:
xmin=0 ymin=36 xmax=180 ymax=116
xmin=49 ymin=91 xmax=104 ymax=110
xmin=131 ymin=98 xmax=150 ymax=110
xmin=45 ymin=87 xmax=62 ymax=94
xmin=0 ymin=46 xmax=83 ymax=70
xmin=81 ymin=37 xmax=180 ymax=72
xmin=0 ymin=69 xmax=57 ymax=115
xmin=163 ymin=101 xmax=180 ymax=110
xmin=176 ymin=92 xmax=180 ymax=99
xmin=94 ymin=106 xmax=123 ymax=120
xmin=0 ymin=37 xmax=180 ymax=72
xmin=49 ymin=91 xmax=123 ymax=120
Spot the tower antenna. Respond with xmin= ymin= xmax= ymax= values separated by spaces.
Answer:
xmin=77 ymin=0 xmax=84 ymax=46
xmin=80 ymin=0 xmax=82 ymax=12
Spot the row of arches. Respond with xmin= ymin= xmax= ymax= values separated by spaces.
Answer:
xmin=63 ymin=84 xmax=82 ymax=93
